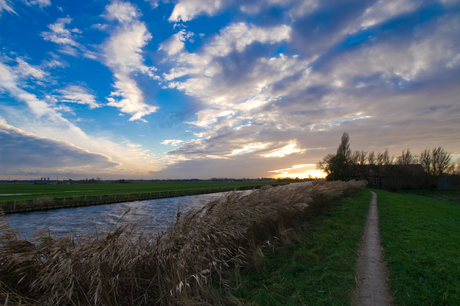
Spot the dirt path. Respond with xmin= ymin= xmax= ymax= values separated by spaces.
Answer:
xmin=352 ymin=191 xmax=392 ymax=306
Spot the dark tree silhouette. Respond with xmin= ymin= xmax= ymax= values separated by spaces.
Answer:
xmin=336 ymin=132 xmax=352 ymax=159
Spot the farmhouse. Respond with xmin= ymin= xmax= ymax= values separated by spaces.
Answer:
xmin=348 ymin=164 xmax=425 ymax=190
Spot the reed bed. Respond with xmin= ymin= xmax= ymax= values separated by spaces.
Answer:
xmin=0 ymin=180 xmax=366 ymax=305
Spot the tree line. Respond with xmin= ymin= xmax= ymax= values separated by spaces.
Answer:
xmin=317 ymin=132 xmax=460 ymax=191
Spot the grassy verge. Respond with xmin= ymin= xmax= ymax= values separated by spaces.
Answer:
xmin=232 ymin=188 xmax=372 ymax=305
xmin=376 ymin=190 xmax=460 ymax=305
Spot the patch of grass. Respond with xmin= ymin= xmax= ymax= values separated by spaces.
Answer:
xmin=232 ymin=188 xmax=372 ymax=305
xmin=375 ymin=190 xmax=460 ymax=305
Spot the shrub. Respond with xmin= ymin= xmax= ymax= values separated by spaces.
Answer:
xmin=33 ymin=197 xmax=54 ymax=208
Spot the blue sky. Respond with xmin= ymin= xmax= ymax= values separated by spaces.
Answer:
xmin=0 ymin=0 xmax=459 ymax=180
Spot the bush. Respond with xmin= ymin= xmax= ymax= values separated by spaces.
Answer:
xmin=33 ymin=197 xmax=54 ymax=208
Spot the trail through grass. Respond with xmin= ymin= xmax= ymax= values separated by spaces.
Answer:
xmin=233 ymin=189 xmax=372 ymax=305
xmin=376 ymin=190 xmax=460 ymax=305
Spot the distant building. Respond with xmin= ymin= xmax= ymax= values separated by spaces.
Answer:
xmin=348 ymin=164 xmax=425 ymax=190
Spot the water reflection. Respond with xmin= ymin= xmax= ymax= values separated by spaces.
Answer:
xmin=6 ymin=192 xmax=227 ymax=239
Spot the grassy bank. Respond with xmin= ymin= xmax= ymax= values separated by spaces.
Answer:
xmin=0 ymin=180 xmax=365 ymax=305
xmin=232 ymin=188 xmax=372 ymax=305
xmin=376 ymin=190 xmax=460 ymax=305
xmin=0 ymin=181 xmax=283 ymax=213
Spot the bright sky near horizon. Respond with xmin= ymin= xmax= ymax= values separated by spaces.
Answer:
xmin=0 ymin=0 xmax=459 ymax=180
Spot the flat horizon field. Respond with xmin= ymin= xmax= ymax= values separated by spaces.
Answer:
xmin=0 ymin=181 xmax=284 ymax=202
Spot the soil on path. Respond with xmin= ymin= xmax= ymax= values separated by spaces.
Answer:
xmin=352 ymin=191 xmax=392 ymax=306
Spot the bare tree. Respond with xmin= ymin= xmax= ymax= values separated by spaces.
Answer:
xmin=421 ymin=147 xmax=452 ymax=176
xmin=382 ymin=148 xmax=393 ymax=165
xmin=359 ymin=150 xmax=367 ymax=165
xmin=376 ymin=151 xmax=384 ymax=165
xmin=420 ymin=147 xmax=452 ymax=192
xmin=350 ymin=150 xmax=360 ymax=165
xmin=336 ymin=132 xmax=352 ymax=159
xmin=420 ymin=149 xmax=432 ymax=174
xmin=397 ymin=148 xmax=418 ymax=164
xmin=449 ymin=158 xmax=460 ymax=175
xmin=368 ymin=151 xmax=375 ymax=165
xmin=432 ymin=147 xmax=452 ymax=176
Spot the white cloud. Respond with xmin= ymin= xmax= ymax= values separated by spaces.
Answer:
xmin=161 ymin=139 xmax=184 ymax=146
xmin=169 ymin=0 xmax=225 ymax=22
xmin=102 ymin=1 xmax=158 ymax=121
xmin=104 ymin=0 xmax=140 ymax=23
xmin=0 ymin=61 xmax=54 ymax=117
xmin=28 ymin=0 xmax=51 ymax=8
xmin=15 ymin=58 xmax=47 ymax=79
xmin=58 ymin=85 xmax=100 ymax=109
xmin=41 ymin=18 xmax=81 ymax=47
xmin=158 ymin=30 xmax=194 ymax=56
xmin=207 ymin=22 xmax=291 ymax=57
xmin=145 ymin=0 xmax=162 ymax=9
xmin=288 ymin=0 xmax=318 ymax=19
xmin=163 ymin=23 xmax=294 ymax=112
xmin=231 ymin=143 xmax=267 ymax=155
xmin=358 ymin=0 xmax=422 ymax=29
xmin=0 ymin=0 xmax=15 ymax=16
xmin=262 ymin=143 xmax=303 ymax=158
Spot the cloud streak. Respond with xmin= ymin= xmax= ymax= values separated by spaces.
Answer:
xmin=103 ymin=0 xmax=158 ymax=121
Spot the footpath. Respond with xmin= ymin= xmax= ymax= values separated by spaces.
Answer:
xmin=352 ymin=191 xmax=392 ymax=306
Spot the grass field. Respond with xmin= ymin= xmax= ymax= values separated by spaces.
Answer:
xmin=232 ymin=188 xmax=372 ymax=305
xmin=376 ymin=190 xmax=460 ymax=305
xmin=0 ymin=181 xmax=280 ymax=202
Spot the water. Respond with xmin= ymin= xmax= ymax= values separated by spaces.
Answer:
xmin=6 ymin=192 xmax=229 ymax=240
xmin=5 ymin=183 xmax=310 ymax=240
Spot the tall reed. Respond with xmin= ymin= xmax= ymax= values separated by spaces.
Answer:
xmin=0 ymin=180 xmax=366 ymax=305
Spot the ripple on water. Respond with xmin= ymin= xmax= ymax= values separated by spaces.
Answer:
xmin=6 ymin=192 xmax=227 ymax=240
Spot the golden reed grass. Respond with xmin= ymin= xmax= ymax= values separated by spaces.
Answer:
xmin=0 ymin=180 xmax=366 ymax=305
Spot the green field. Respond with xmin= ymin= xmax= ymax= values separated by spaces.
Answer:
xmin=376 ymin=190 xmax=460 ymax=305
xmin=233 ymin=188 xmax=372 ymax=305
xmin=232 ymin=189 xmax=460 ymax=305
xmin=0 ymin=181 xmax=280 ymax=202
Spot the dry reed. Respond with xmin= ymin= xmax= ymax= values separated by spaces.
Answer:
xmin=0 ymin=180 xmax=366 ymax=305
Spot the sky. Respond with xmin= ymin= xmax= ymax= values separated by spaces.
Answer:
xmin=0 ymin=0 xmax=459 ymax=180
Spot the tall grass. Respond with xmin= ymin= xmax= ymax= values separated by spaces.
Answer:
xmin=0 ymin=180 xmax=365 ymax=305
